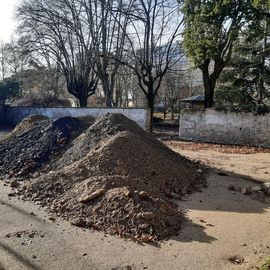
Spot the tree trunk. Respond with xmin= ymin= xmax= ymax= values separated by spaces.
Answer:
xmin=201 ymin=64 xmax=214 ymax=108
xmin=259 ymin=15 xmax=267 ymax=105
xmin=103 ymin=78 xmax=113 ymax=107
xmin=78 ymin=96 xmax=88 ymax=107
xmin=149 ymin=105 xmax=154 ymax=133
xmin=147 ymin=95 xmax=154 ymax=133
xmin=258 ymin=78 xmax=264 ymax=104
xmin=171 ymin=108 xmax=174 ymax=120
xmin=0 ymin=99 xmax=5 ymax=124
xmin=163 ymin=111 xmax=167 ymax=121
xmin=201 ymin=60 xmax=225 ymax=108
xmin=105 ymin=89 xmax=112 ymax=107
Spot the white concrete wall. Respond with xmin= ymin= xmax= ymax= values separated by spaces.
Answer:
xmin=5 ymin=107 xmax=150 ymax=131
xmin=179 ymin=109 xmax=270 ymax=148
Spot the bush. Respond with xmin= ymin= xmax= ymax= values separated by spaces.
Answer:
xmin=214 ymin=103 xmax=270 ymax=115
xmin=0 ymin=77 xmax=20 ymax=103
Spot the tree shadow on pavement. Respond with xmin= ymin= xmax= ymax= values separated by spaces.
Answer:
xmin=168 ymin=168 xmax=270 ymax=244
xmin=173 ymin=219 xmax=217 ymax=243
xmin=0 ymin=199 xmax=45 ymax=223
xmin=0 ymin=261 xmax=7 ymax=270
xmin=184 ymin=169 xmax=270 ymax=213
xmin=0 ymin=242 xmax=42 ymax=270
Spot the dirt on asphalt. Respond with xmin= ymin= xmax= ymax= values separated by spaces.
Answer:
xmin=0 ymin=123 xmax=269 ymax=270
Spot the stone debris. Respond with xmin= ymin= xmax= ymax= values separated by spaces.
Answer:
xmin=10 ymin=179 xmax=20 ymax=188
xmin=228 ymin=184 xmax=235 ymax=191
xmin=262 ymin=183 xmax=270 ymax=190
xmin=241 ymin=187 xmax=249 ymax=195
xmin=228 ymin=183 xmax=270 ymax=200
xmin=229 ymin=255 xmax=245 ymax=265
xmin=0 ymin=113 xmax=205 ymax=241
xmin=251 ymin=185 xmax=261 ymax=192
xmin=78 ymin=189 xmax=106 ymax=203
xmin=141 ymin=212 xmax=156 ymax=221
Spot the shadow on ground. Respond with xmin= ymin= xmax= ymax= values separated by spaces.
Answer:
xmin=0 ymin=242 xmax=41 ymax=270
xmin=185 ymin=169 xmax=270 ymax=213
xmin=0 ymin=242 xmax=42 ymax=270
xmin=0 ymin=199 xmax=45 ymax=223
xmin=169 ymin=167 xmax=270 ymax=245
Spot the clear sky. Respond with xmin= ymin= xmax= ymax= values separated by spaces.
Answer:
xmin=0 ymin=0 xmax=21 ymax=42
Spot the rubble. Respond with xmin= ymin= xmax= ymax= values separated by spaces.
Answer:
xmin=78 ymin=189 xmax=106 ymax=203
xmin=228 ymin=183 xmax=270 ymax=200
xmin=251 ymin=185 xmax=261 ymax=192
xmin=10 ymin=179 xmax=20 ymax=188
xmin=262 ymin=183 xmax=270 ymax=190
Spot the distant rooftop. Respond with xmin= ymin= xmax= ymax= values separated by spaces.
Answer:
xmin=180 ymin=95 xmax=204 ymax=103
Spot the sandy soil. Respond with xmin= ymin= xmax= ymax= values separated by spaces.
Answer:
xmin=0 ymin=130 xmax=270 ymax=270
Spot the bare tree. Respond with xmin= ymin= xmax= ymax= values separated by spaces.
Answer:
xmin=118 ymin=0 xmax=183 ymax=131
xmin=77 ymin=0 xmax=132 ymax=107
xmin=0 ymin=38 xmax=30 ymax=82
xmin=112 ymin=66 xmax=139 ymax=107
xmin=25 ymin=43 xmax=68 ymax=100
xmin=158 ymin=73 xmax=182 ymax=120
xmin=18 ymin=0 xmax=99 ymax=107
xmin=0 ymin=41 xmax=7 ymax=81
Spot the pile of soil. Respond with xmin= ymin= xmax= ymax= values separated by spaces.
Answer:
xmin=1 ymin=113 xmax=205 ymax=241
xmin=0 ymin=115 xmax=95 ymax=177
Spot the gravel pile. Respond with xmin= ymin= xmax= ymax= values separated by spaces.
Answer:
xmin=1 ymin=113 xmax=205 ymax=241
xmin=0 ymin=115 xmax=94 ymax=177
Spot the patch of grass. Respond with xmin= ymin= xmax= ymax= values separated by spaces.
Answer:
xmin=260 ymin=257 xmax=270 ymax=270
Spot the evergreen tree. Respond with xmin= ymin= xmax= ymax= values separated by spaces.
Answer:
xmin=0 ymin=77 xmax=20 ymax=104
xmin=180 ymin=0 xmax=251 ymax=108
xmin=216 ymin=6 xmax=270 ymax=110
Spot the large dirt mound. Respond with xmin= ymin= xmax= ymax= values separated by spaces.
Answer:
xmin=18 ymin=114 xmax=204 ymax=241
xmin=0 ymin=116 xmax=94 ymax=177
xmin=1 ymin=113 xmax=205 ymax=241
